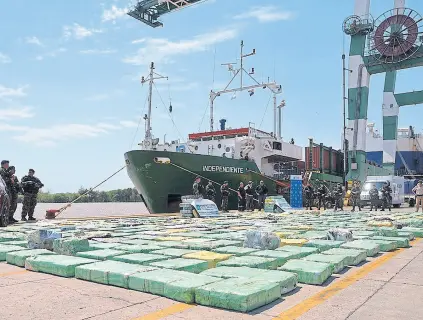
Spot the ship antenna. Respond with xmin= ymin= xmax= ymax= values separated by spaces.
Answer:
xmin=141 ymin=62 xmax=168 ymax=149
xmin=209 ymin=41 xmax=283 ymax=133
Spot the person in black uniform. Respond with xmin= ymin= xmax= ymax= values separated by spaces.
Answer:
xmin=7 ymin=166 xmax=22 ymax=223
xmin=245 ymin=181 xmax=254 ymax=211
xmin=220 ymin=181 xmax=230 ymax=212
xmin=333 ymin=183 xmax=344 ymax=212
xmin=304 ymin=183 xmax=314 ymax=210
xmin=255 ymin=180 xmax=268 ymax=211
xmin=192 ymin=176 xmax=204 ymax=197
xmin=316 ymin=182 xmax=327 ymax=210
xmin=369 ymin=184 xmax=379 ymax=211
xmin=205 ymin=181 xmax=216 ymax=203
xmin=237 ymin=182 xmax=246 ymax=212
xmin=21 ymin=169 xmax=44 ymax=221
xmin=380 ymin=181 xmax=392 ymax=212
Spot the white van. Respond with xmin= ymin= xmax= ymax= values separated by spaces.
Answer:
xmin=360 ymin=175 xmax=404 ymax=208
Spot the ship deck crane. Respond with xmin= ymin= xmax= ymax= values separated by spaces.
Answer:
xmin=128 ymin=0 xmax=209 ymax=28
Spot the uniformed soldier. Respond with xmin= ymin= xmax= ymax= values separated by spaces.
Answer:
xmin=317 ymin=182 xmax=327 ymax=210
xmin=350 ymin=181 xmax=362 ymax=212
xmin=304 ymin=183 xmax=314 ymax=210
xmin=0 ymin=160 xmax=11 ymax=193
xmin=205 ymin=181 xmax=216 ymax=203
xmin=237 ymin=182 xmax=246 ymax=212
xmin=255 ymin=180 xmax=268 ymax=211
xmin=333 ymin=183 xmax=345 ymax=212
xmin=7 ymin=166 xmax=21 ymax=223
xmin=245 ymin=181 xmax=254 ymax=211
xmin=381 ymin=181 xmax=392 ymax=212
xmin=21 ymin=169 xmax=44 ymax=221
xmin=192 ymin=176 xmax=204 ymax=197
xmin=220 ymin=181 xmax=230 ymax=212
xmin=369 ymin=184 xmax=379 ymax=212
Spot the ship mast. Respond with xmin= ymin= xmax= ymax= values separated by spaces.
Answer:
xmin=141 ymin=62 xmax=168 ymax=149
xmin=209 ymin=40 xmax=283 ymax=133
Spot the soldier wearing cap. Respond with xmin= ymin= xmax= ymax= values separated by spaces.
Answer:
xmin=21 ymin=169 xmax=44 ymax=221
xmin=7 ymin=166 xmax=22 ymax=223
xmin=220 ymin=181 xmax=230 ymax=212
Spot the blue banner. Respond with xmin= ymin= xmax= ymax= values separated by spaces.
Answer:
xmin=290 ymin=175 xmax=303 ymax=208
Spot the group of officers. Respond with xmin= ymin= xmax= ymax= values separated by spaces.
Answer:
xmin=0 ymin=160 xmax=44 ymax=223
xmin=304 ymin=179 xmax=392 ymax=212
xmin=192 ymin=177 xmax=269 ymax=212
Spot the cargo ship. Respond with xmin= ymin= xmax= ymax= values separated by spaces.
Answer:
xmin=124 ymin=41 xmax=304 ymax=213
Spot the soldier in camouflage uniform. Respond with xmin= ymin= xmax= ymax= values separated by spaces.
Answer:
xmin=220 ymin=181 xmax=230 ymax=212
xmin=7 ymin=166 xmax=22 ymax=223
xmin=192 ymin=176 xmax=204 ymax=198
xmin=205 ymin=181 xmax=216 ymax=203
xmin=0 ymin=160 xmax=12 ymax=222
xmin=21 ymin=169 xmax=44 ymax=221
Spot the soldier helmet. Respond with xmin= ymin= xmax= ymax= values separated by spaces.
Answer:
xmin=29 ymin=169 xmax=35 ymax=173
xmin=224 ymin=181 xmax=228 ymax=184
xmin=248 ymin=181 xmax=252 ymax=184
xmin=1 ymin=160 xmax=9 ymax=166
xmin=9 ymin=166 xmax=15 ymax=171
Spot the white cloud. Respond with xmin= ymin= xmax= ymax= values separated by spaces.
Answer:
xmin=12 ymin=123 xmax=119 ymax=146
xmin=0 ymin=123 xmax=28 ymax=132
xmin=25 ymin=36 xmax=43 ymax=46
xmin=63 ymin=23 xmax=103 ymax=40
xmin=234 ymin=6 xmax=294 ymax=23
xmin=0 ymin=53 xmax=11 ymax=64
xmin=131 ymin=38 xmax=146 ymax=44
xmin=123 ymin=28 xmax=238 ymax=65
xmin=0 ymin=107 xmax=34 ymax=120
xmin=102 ymin=5 xmax=128 ymax=23
xmin=0 ymin=85 xmax=27 ymax=99
xmin=36 ymin=48 xmax=67 ymax=61
xmin=120 ymin=120 xmax=138 ymax=128
xmin=79 ymin=49 xmax=117 ymax=55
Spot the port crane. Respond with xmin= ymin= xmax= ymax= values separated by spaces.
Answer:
xmin=128 ymin=0 xmax=209 ymax=27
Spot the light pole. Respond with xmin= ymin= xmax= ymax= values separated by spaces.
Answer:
xmin=342 ymin=54 xmax=353 ymax=186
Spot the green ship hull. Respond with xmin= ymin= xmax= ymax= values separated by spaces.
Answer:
xmin=124 ymin=150 xmax=281 ymax=214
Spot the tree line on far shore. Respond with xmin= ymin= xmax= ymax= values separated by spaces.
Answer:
xmin=17 ymin=187 xmax=142 ymax=203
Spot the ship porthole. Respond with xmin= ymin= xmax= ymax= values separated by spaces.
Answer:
xmin=195 ymin=146 xmax=198 ymax=150
xmin=225 ymin=147 xmax=230 ymax=152
xmin=218 ymin=144 xmax=222 ymax=149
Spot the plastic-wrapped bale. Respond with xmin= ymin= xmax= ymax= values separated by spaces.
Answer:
xmin=365 ymin=239 xmax=397 ymax=252
xmin=75 ymin=260 xmax=157 ymax=288
xmin=0 ymin=232 xmax=26 ymax=242
xmin=275 ymin=245 xmax=319 ymax=258
xmin=353 ymin=231 xmax=376 ymax=237
xmin=278 ymin=259 xmax=332 ymax=285
xmin=88 ymin=242 xmax=120 ymax=250
xmin=27 ymin=229 xmax=62 ymax=250
xmin=243 ymin=230 xmax=281 ymax=250
xmin=327 ymin=228 xmax=353 ymax=242
xmin=371 ymin=236 xmax=409 ymax=248
xmin=155 ymin=241 xmax=190 ymax=249
xmin=321 ymin=248 xmax=367 ymax=266
xmin=25 ymin=254 xmax=97 ymax=277
xmin=0 ymin=244 xmax=28 ymax=261
xmin=213 ymin=246 xmax=259 ymax=256
xmin=1 ymin=240 xmax=28 ymax=247
xmin=53 ymin=238 xmax=91 ymax=256
xmin=182 ymin=251 xmax=233 ymax=268
xmin=396 ymin=231 xmax=415 ymax=240
xmin=118 ymin=239 xmax=155 ymax=245
xmin=76 ymin=249 xmax=126 ymax=261
xmin=302 ymin=254 xmax=348 ymax=273
xmin=279 ymin=239 xmax=308 ymax=247
xmin=110 ymin=253 xmax=169 ymax=265
xmin=303 ymin=240 xmax=345 ymax=252
xmin=401 ymin=227 xmax=423 ymax=238
xmin=150 ymin=248 xmax=200 ymax=257
xmin=113 ymin=244 xmax=164 ymax=253
xmin=195 ymin=277 xmax=281 ymax=312
xmin=340 ymin=240 xmax=380 ymax=257
xmin=6 ymin=249 xmax=56 ymax=267
xmin=155 ymin=236 xmax=188 ymax=242
xmin=301 ymin=231 xmax=329 ymax=240
xmin=149 ymin=258 xmax=209 ymax=274
xmin=250 ymin=250 xmax=299 ymax=267
xmin=201 ymin=266 xmax=298 ymax=295
xmin=374 ymin=227 xmax=399 ymax=237
xmin=216 ymin=256 xmax=279 ymax=270
xmin=128 ymin=269 xmax=222 ymax=303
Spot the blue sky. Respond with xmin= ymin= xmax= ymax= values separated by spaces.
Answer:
xmin=1 ymin=0 xmax=423 ymax=193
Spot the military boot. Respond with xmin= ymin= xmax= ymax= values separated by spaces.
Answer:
xmin=28 ymin=217 xmax=36 ymax=221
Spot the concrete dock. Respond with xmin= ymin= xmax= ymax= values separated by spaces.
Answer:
xmin=0 ymin=239 xmax=421 ymax=320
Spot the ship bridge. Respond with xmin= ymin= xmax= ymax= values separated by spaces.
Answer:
xmin=128 ymin=0 xmax=206 ymax=27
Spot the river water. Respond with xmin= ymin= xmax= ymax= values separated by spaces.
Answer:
xmin=14 ymin=202 xmax=149 ymax=220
